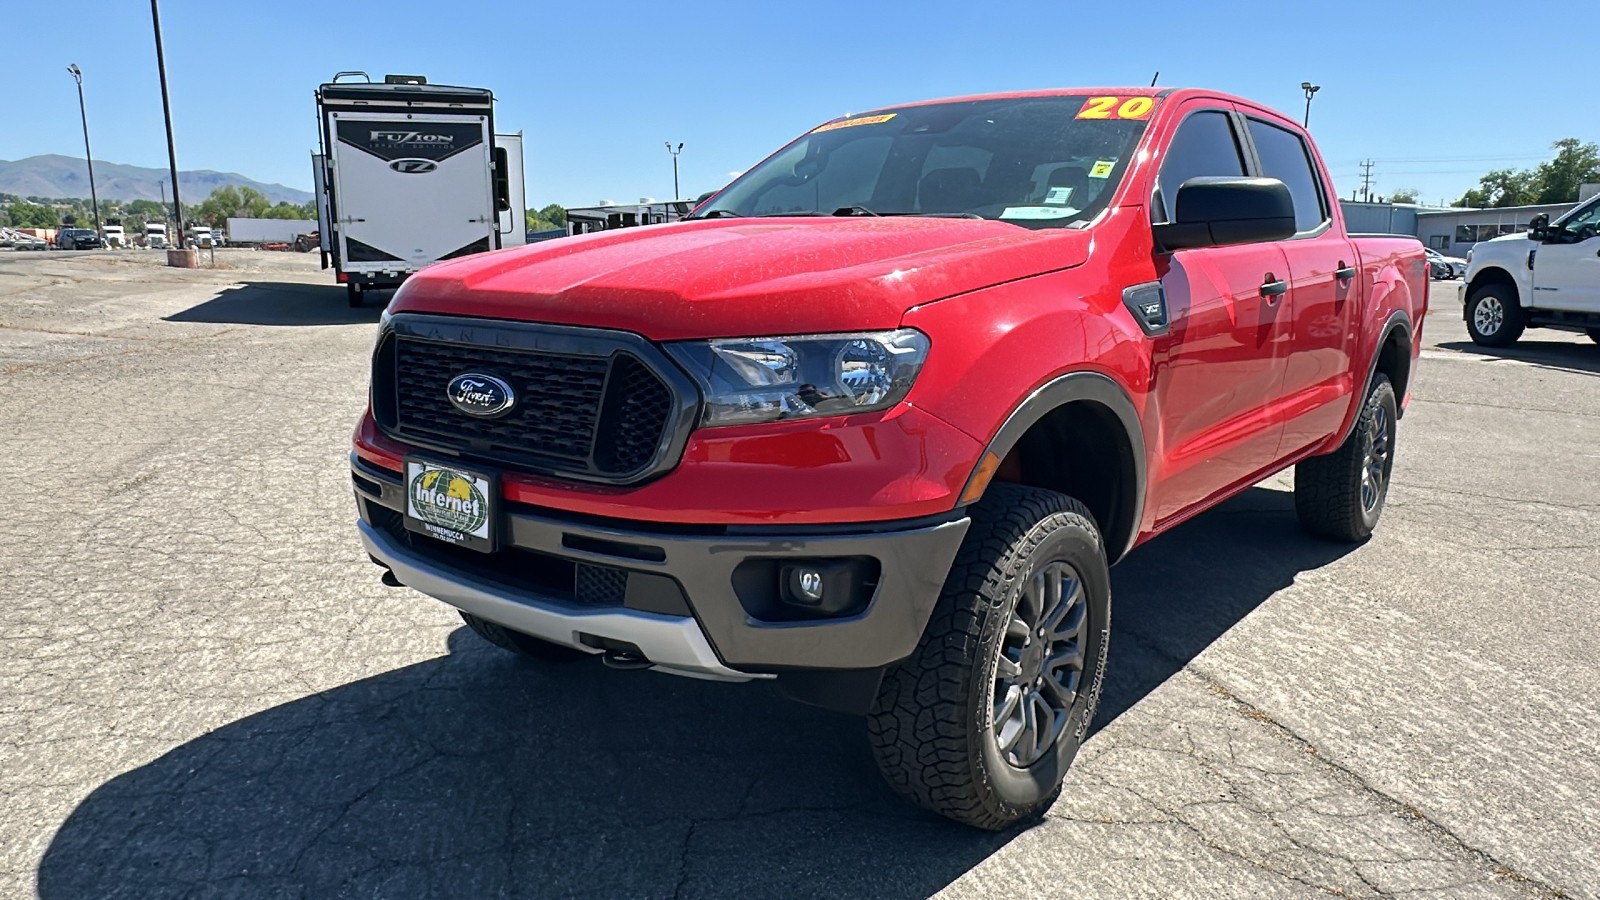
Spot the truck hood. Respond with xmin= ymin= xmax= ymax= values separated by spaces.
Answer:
xmin=390 ymin=217 xmax=1091 ymax=340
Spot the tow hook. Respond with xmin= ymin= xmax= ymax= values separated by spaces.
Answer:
xmin=602 ymin=650 xmax=653 ymax=671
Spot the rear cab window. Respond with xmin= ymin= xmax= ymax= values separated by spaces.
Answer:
xmin=1245 ymin=118 xmax=1328 ymax=235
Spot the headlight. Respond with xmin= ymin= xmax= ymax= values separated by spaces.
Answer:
xmin=666 ymin=329 xmax=930 ymax=427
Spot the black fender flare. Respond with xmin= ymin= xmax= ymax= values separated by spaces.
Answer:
xmin=960 ymin=371 xmax=1147 ymax=563
xmin=1335 ymin=310 xmax=1412 ymax=448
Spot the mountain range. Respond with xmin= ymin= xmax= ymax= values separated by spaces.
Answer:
xmin=0 ymin=155 xmax=311 ymax=205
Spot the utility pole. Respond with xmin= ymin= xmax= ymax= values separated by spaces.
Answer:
xmin=664 ymin=142 xmax=684 ymax=200
xmin=66 ymin=65 xmax=102 ymax=237
xmin=150 ymin=0 xmax=185 ymax=244
xmin=1359 ymin=160 xmax=1376 ymax=202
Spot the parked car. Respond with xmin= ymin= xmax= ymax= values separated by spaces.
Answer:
xmin=55 ymin=228 xmax=103 ymax=250
xmin=1462 ymin=194 xmax=1600 ymax=346
xmin=11 ymin=236 xmax=50 ymax=251
xmin=1425 ymin=248 xmax=1466 ymax=280
xmin=350 ymin=87 xmax=1427 ymax=829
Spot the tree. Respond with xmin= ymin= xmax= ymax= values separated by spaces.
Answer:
xmin=538 ymin=203 xmax=566 ymax=229
xmin=1454 ymin=138 xmax=1600 ymax=207
xmin=7 ymin=200 xmax=55 ymax=228
xmin=1456 ymin=167 xmax=1540 ymax=208
xmin=1388 ymin=188 xmax=1419 ymax=204
xmin=1532 ymin=138 xmax=1600 ymax=205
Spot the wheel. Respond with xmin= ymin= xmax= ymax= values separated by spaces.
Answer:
xmin=1586 ymin=328 xmax=1600 ymax=345
xmin=346 ymin=282 xmax=363 ymax=308
xmin=1465 ymin=284 xmax=1524 ymax=347
xmin=1295 ymin=374 xmax=1398 ymax=542
xmin=868 ymin=482 xmax=1111 ymax=830
xmin=459 ymin=612 xmax=589 ymax=662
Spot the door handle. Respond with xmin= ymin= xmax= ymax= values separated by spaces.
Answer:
xmin=1260 ymin=278 xmax=1288 ymax=302
xmin=1335 ymin=263 xmax=1357 ymax=280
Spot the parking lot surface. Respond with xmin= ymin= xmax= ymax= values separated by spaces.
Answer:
xmin=2 ymin=249 xmax=1597 ymax=899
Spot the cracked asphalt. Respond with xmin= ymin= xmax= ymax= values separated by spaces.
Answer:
xmin=2 ymin=250 xmax=1596 ymax=899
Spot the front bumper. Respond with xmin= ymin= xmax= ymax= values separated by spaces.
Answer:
xmin=352 ymin=455 xmax=970 ymax=679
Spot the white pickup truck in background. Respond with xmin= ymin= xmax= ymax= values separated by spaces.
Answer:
xmin=1463 ymin=194 xmax=1600 ymax=347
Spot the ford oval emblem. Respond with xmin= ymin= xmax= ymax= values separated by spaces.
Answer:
xmin=447 ymin=373 xmax=516 ymax=418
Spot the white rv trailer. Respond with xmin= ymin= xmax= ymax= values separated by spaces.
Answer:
xmin=312 ymin=73 xmax=526 ymax=307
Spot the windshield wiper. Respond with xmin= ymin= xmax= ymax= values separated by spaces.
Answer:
xmin=693 ymin=209 xmax=742 ymax=219
xmin=832 ymin=206 xmax=880 ymax=217
xmin=879 ymin=211 xmax=985 ymax=219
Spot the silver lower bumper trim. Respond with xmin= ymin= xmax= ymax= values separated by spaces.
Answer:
xmin=358 ymin=520 xmax=759 ymax=682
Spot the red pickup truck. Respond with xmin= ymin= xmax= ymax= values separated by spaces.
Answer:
xmin=351 ymin=87 xmax=1426 ymax=829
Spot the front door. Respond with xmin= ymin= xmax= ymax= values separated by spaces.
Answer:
xmin=1531 ymin=197 xmax=1600 ymax=314
xmin=1147 ymin=105 xmax=1292 ymax=524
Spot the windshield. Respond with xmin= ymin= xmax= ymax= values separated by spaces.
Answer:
xmin=695 ymin=94 xmax=1155 ymax=230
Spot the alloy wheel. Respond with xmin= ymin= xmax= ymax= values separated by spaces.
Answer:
xmin=991 ymin=561 xmax=1088 ymax=768
xmin=1361 ymin=403 xmax=1392 ymax=512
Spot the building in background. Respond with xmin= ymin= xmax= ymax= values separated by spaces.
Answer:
xmin=566 ymin=199 xmax=697 ymax=236
xmin=1338 ymin=182 xmax=1597 ymax=256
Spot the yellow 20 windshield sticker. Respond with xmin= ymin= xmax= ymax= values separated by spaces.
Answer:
xmin=812 ymin=113 xmax=896 ymax=133
xmin=1075 ymin=97 xmax=1156 ymax=121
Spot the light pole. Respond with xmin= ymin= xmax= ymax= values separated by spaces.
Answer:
xmin=151 ymin=0 xmax=185 ymax=248
xmin=1300 ymin=81 xmax=1321 ymax=129
xmin=66 ymin=64 xmax=102 ymax=237
xmin=665 ymin=142 xmax=683 ymax=200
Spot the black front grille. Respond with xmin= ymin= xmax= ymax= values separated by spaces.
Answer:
xmin=373 ymin=321 xmax=686 ymax=483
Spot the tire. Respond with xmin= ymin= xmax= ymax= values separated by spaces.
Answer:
xmin=1586 ymin=328 xmax=1600 ymax=345
xmin=1465 ymin=283 xmax=1524 ymax=347
xmin=459 ymin=611 xmax=589 ymax=662
xmin=868 ymin=482 xmax=1111 ymax=830
xmin=346 ymin=282 xmax=363 ymax=308
xmin=1295 ymin=374 xmax=1398 ymax=542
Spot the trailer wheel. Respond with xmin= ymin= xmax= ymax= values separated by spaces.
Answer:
xmin=346 ymin=283 xmax=363 ymax=308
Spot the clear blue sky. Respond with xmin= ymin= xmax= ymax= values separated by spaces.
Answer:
xmin=6 ymin=0 xmax=1594 ymax=209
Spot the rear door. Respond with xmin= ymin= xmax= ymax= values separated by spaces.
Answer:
xmin=1149 ymin=104 xmax=1294 ymax=524
xmin=1531 ymin=197 xmax=1600 ymax=313
xmin=1240 ymin=114 xmax=1360 ymax=457
xmin=328 ymin=112 xmax=495 ymax=272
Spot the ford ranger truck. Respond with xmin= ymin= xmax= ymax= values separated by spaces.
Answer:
xmin=352 ymin=87 xmax=1426 ymax=829
xmin=1461 ymin=193 xmax=1600 ymax=347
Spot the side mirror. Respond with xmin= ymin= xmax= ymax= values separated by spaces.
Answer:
xmin=1527 ymin=213 xmax=1550 ymax=241
xmin=1153 ymin=177 xmax=1297 ymax=252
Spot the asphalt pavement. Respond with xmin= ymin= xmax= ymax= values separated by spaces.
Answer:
xmin=1 ymin=250 xmax=1596 ymax=899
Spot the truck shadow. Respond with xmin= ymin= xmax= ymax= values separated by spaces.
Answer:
xmin=165 ymin=281 xmax=386 ymax=327
xmin=1435 ymin=339 xmax=1600 ymax=377
xmin=37 ymin=488 xmax=1352 ymax=899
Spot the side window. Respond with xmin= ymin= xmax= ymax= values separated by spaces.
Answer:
xmin=1155 ymin=110 xmax=1246 ymax=222
xmin=1246 ymin=119 xmax=1327 ymax=234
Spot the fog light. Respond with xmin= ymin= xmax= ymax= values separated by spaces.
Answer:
xmin=796 ymin=569 xmax=824 ymax=602
xmin=778 ymin=559 xmax=874 ymax=617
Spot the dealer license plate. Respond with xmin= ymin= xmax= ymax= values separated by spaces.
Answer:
xmin=402 ymin=457 xmax=498 ymax=553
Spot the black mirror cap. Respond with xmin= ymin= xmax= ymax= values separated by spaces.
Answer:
xmin=1528 ymin=213 xmax=1550 ymax=240
xmin=1154 ymin=176 xmax=1298 ymax=252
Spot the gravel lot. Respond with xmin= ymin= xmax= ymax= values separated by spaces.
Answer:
xmin=2 ymin=248 xmax=1597 ymax=899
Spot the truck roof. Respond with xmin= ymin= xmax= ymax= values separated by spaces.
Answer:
xmin=861 ymin=86 xmax=1276 ymax=116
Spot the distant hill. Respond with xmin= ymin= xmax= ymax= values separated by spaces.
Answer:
xmin=0 ymin=155 xmax=310 ymax=205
